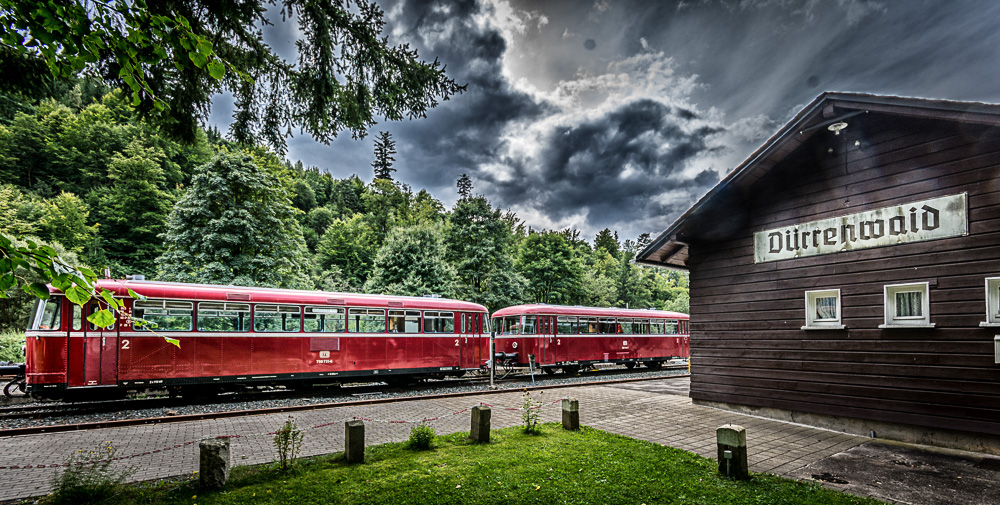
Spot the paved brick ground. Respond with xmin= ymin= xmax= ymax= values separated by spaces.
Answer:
xmin=0 ymin=377 xmax=866 ymax=502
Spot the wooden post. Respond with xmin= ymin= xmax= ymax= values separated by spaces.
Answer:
xmin=717 ymin=424 xmax=749 ymax=479
xmin=199 ymin=437 xmax=230 ymax=489
xmin=345 ymin=420 xmax=365 ymax=463
xmin=470 ymin=405 xmax=491 ymax=443
xmin=561 ymin=398 xmax=579 ymax=430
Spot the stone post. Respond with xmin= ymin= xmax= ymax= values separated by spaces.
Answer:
xmin=199 ymin=437 xmax=230 ymax=489
xmin=345 ymin=420 xmax=365 ymax=464
xmin=470 ymin=405 xmax=491 ymax=443
xmin=717 ymin=424 xmax=749 ymax=479
xmin=561 ymin=398 xmax=580 ymax=430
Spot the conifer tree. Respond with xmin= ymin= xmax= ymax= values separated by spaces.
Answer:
xmin=372 ymin=131 xmax=397 ymax=181
xmin=457 ymin=173 xmax=473 ymax=199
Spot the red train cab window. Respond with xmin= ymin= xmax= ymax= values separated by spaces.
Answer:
xmin=423 ymin=311 xmax=454 ymax=333
xmin=254 ymin=304 xmax=301 ymax=332
xmin=579 ymin=316 xmax=598 ymax=334
xmin=29 ymin=297 xmax=62 ymax=331
xmin=665 ymin=320 xmax=679 ymax=335
xmin=619 ymin=318 xmax=633 ymax=335
xmin=304 ymin=306 xmax=345 ymax=333
xmin=651 ymin=319 xmax=664 ymax=334
xmin=348 ymin=308 xmax=385 ymax=333
xmin=133 ymin=300 xmax=194 ymax=331
xmin=389 ymin=310 xmax=420 ymax=333
xmin=198 ymin=302 xmax=251 ymax=332
xmin=598 ymin=317 xmax=616 ymax=334
xmin=520 ymin=315 xmax=536 ymax=334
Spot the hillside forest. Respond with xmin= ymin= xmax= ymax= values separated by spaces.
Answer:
xmin=0 ymin=81 xmax=689 ymax=332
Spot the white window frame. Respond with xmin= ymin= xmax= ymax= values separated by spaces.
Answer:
xmin=879 ymin=282 xmax=934 ymax=328
xmin=981 ymin=277 xmax=1000 ymax=327
xmin=802 ymin=289 xmax=844 ymax=330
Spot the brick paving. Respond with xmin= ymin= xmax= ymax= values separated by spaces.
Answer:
xmin=0 ymin=377 xmax=866 ymax=501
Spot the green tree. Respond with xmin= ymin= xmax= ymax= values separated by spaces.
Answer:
xmin=0 ymin=184 xmax=43 ymax=238
xmin=157 ymin=153 xmax=310 ymax=288
xmin=447 ymin=196 xmax=526 ymax=311
xmin=362 ymin=178 xmax=410 ymax=241
xmin=371 ymin=131 xmax=397 ymax=181
xmin=457 ymin=173 xmax=472 ymax=199
xmin=364 ymin=223 xmax=456 ymax=297
xmin=0 ymin=0 xmax=465 ymax=153
xmin=89 ymin=141 xmax=174 ymax=275
xmin=292 ymin=179 xmax=317 ymax=213
xmin=315 ymin=214 xmax=379 ymax=290
xmin=517 ymin=231 xmax=583 ymax=305
xmin=38 ymin=191 xmax=96 ymax=254
xmin=594 ymin=228 xmax=621 ymax=260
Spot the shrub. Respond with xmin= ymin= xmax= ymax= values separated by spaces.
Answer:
xmin=47 ymin=442 xmax=134 ymax=505
xmin=0 ymin=330 xmax=25 ymax=363
xmin=273 ymin=416 xmax=305 ymax=471
xmin=407 ymin=424 xmax=435 ymax=450
xmin=521 ymin=390 xmax=542 ymax=434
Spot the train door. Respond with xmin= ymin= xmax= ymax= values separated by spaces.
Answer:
xmin=459 ymin=313 xmax=482 ymax=369
xmin=536 ymin=315 xmax=554 ymax=365
xmin=82 ymin=304 xmax=119 ymax=386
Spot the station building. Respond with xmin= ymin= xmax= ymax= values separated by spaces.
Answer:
xmin=636 ymin=93 xmax=1000 ymax=453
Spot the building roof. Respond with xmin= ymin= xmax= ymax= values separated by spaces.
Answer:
xmin=635 ymin=92 xmax=1000 ymax=269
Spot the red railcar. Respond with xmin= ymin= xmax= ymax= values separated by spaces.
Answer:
xmin=490 ymin=304 xmax=689 ymax=373
xmin=24 ymin=280 xmax=489 ymax=399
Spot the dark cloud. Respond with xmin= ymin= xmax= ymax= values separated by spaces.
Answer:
xmin=482 ymin=99 xmax=722 ymax=232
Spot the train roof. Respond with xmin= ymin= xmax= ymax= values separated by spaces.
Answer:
xmin=49 ymin=279 xmax=488 ymax=312
xmin=491 ymin=304 xmax=688 ymax=319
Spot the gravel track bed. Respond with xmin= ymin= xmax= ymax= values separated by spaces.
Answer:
xmin=0 ymin=366 xmax=687 ymax=430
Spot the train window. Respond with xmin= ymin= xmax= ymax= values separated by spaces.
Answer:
xmin=348 ymin=308 xmax=385 ymax=333
xmin=499 ymin=316 xmax=520 ymax=335
xmin=303 ymin=306 xmax=345 ymax=333
xmin=197 ymin=302 xmax=251 ymax=332
xmin=481 ymin=314 xmax=491 ymax=333
xmin=619 ymin=318 xmax=633 ymax=334
xmin=423 ymin=311 xmax=455 ymax=333
xmin=32 ymin=298 xmax=62 ymax=331
xmin=72 ymin=304 xmax=83 ymax=331
xmin=254 ymin=304 xmax=301 ymax=332
xmin=599 ymin=317 xmax=616 ymax=334
xmin=634 ymin=319 xmax=650 ymax=334
xmin=520 ymin=315 xmax=536 ymax=335
xmin=650 ymin=319 xmax=663 ymax=334
xmin=389 ymin=310 xmax=421 ymax=333
xmin=557 ymin=316 xmax=577 ymax=334
xmin=87 ymin=304 xmax=114 ymax=331
xmin=133 ymin=300 xmax=193 ymax=331
xmin=665 ymin=320 xmax=678 ymax=334
xmin=578 ymin=316 xmax=598 ymax=334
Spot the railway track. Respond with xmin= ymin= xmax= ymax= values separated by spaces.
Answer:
xmin=0 ymin=363 xmax=687 ymax=435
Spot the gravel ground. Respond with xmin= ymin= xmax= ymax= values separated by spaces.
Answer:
xmin=0 ymin=364 xmax=688 ymax=430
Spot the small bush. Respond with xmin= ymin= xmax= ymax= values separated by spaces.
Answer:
xmin=47 ymin=442 xmax=135 ymax=505
xmin=273 ymin=416 xmax=305 ymax=471
xmin=521 ymin=390 xmax=542 ymax=434
xmin=407 ymin=424 xmax=435 ymax=450
xmin=0 ymin=330 xmax=25 ymax=363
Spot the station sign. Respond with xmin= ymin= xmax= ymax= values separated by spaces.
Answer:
xmin=754 ymin=193 xmax=967 ymax=263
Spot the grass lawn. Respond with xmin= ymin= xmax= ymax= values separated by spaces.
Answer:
xmin=52 ymin=424 xmax=885 ymax=505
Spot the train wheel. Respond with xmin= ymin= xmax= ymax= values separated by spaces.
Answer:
xmin=3 ymin=380 xmax=24 ymax=397
xmin=645 ymin=361 xmax=662 ymax=370
xmin=624 ymin=362 xmax=637 ymax=370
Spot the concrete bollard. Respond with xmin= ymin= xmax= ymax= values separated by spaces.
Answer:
xmin=345 ymin=420 xmax=365 ymax=463
xmin=199 ymin=437 xmax=230 ymax=489
xmin=717 ymin=424 xmax=749 ymax=479
xmin=561 ymin=398 xmax=580 ymax=430
xmin=470 ymin=405 xmax=491 ymax=443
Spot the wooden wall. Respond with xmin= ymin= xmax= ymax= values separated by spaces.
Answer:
xmin=686 ymin=112 xmax=1000 ymax=436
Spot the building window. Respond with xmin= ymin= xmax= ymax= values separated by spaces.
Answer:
xmin=880 ymin=282 xmax=934 ymax=328
xmin=982 ymin=277 xmax=1000 ymax=327
xmin=803 ymin=289 xmax=844 ymax=330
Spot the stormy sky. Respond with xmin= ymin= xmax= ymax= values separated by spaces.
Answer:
xmin=209 ymin=0 xmax=1000 ymax=244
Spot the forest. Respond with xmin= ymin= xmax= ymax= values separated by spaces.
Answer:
xmin=0 ymin=80 xmax=689 ymax=332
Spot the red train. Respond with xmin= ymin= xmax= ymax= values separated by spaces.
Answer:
xmin=23 ymin=280 xmax=489 ymax=400
xmin=490 ymin=304 xmax=690 ymax=374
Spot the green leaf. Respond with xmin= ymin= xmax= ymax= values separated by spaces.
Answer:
xmin=87 ymin=309 xmax=116 ymax=329
xmin=188 ymin=50 xmax=208 ymax=68
xmin=22 ymin=282 xmax=50 ymax=299
xmin=65 ymin=285 xmax=91 ymax=306
xmin=207 ymin=58 xmax=225 ymax=79
xmin=127 ymin=288 xmax=147 ymax=301
xmin=163 ymin=337 xmax=181 ymax=348
xmin=99 ymin=289 xmax=119 ymax=309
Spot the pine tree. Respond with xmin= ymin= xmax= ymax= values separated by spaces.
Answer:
xmin=372 ymin=131 xmax=397 ymax=181
xmin=457 ymin=173 xmax=473 ymax=199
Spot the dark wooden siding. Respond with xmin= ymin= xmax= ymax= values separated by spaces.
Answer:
xmin=686 ymin=113 xmax=1000 ymax=436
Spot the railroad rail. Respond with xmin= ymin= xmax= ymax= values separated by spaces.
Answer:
xmin=0 ymin=364 xmax=688 ymax=436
